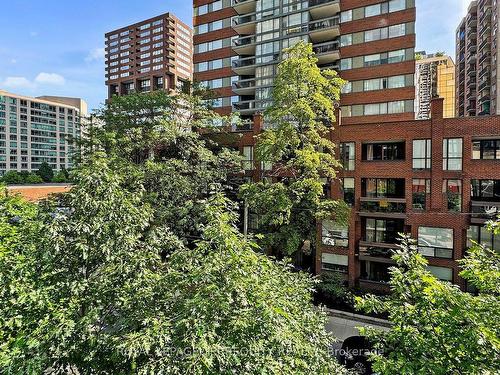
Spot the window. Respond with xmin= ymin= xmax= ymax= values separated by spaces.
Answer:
xmin=388 ymin=49 xmax=405 ymax=63
xmin=443 ymin=138 xmax=463 ymax=170
xmin=471 ymin=179 xmax=500 ymax=201
xmin=427 ymin=266 xmax=453 ymax=281
xmin=340 ymin=10 xmax=352 ymax=23
xmin=342 ymin=178 xmax=355 ymax=206
xmin=340 ymin=142 xmax=355 ymax=170
xmin=340 ymin=58 xmax=352 ymax=70
xmin=322 ymin=220 xmax=349 ymax=247
xmin=468 ymin=225 xmax=500 ymax=251
xmin=362 ymin=142 xmax=405 ymax=161
xmin=418 ymin=227 xmax=454 ymax=259
xmin=412 ymin=179 xmax=430 ymax=210
xmin=365 ymin=218 xmax=404 ymax=244
xmin=389 ymin=0 xmax=407 ymax=12
xmin=472 ymin=139 xmax=500 ymax=159
xmin=365 ymin=4 xmax=381 ymax=17
xmin=322 ymin=253 xmax=348 ymax=273
xmin=362 ymin=178 xmax=405 ymax=198
xmin=242 ymin=146 xmax=254 ymax=170
xmin=444 ymin=179 xmax=462 ymax=212
xmin=413 ymin=139 xmax=431 ymax=169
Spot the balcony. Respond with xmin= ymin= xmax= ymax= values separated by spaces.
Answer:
xmin=359 ymin=197 xmax=407 ymax=218
xmin=232 ymin=35 xmax=256 ymax=55
xmin=308 ymin=0 xmax=340 ymax=20
xmin=232 ymin=56 xmax=256 ymax=75
xmin=478 ymin=80 xmax=491 ymax=92
xmin=309 ymin=17 xmax=340 ymax=42
xmin=232 ymin=0 xmax=256 ymax=15
xmin=232 ymin=100 xmax=256 ymax=114
xmin=232 ymin=78 xmax=256 ymax=95
xmin=313 ymin=41 xmax=340 ymax=64
xmin=471 ymin=201 xmax=500 ymax=223
xmin=358 ymin=243 xmax=398 ymax=262
xmin=478 ymin=37 xmax=491 ymax=50
xmin=232 ymin=14 xmax=256 ymax=34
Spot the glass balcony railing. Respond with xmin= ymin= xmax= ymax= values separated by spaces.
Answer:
xmin=232 ymin=78 xmax=256 ymax=90
xmin=309 ymin=0 xmax=338 ymax=7
xmin=360 ymin=197 xmax=406 ymax=214
xmin=232 ymin=57 xmax=256 ymax=69
xmin=233 ymin=14 xmax=256 ymax=26
xmin=233 ymin=100 xmax=256 ymax=111
xmin=233 ymin=35 xmax=256 ymax=48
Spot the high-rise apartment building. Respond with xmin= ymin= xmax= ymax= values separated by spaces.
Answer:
xmin=0 ymin=90 xmax=86 ymax=176
xmin=415 ymin=52 xmax=456 ymax=119
xmin=456 ymin=0 xmax=500 ymax=117
xmin=193 ymin=0 xmax=416 ymax=125
xmin=105 ymin=13 xmax=193 ymax=99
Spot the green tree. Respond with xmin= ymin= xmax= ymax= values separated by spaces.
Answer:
xmin=25 ymin=173 xmax=44 ymax=184
xmin=240 ymin=41 xmax=349 ymax=260
xmin=0 ymin=157 xmax=347 ymax=374
xmin=78 ymin=89 xmax=241 ymax=247
xmin=52 ymin=170 xmax=68 ymax=183
xmin=356 ymin=234 xmax=500 ymax=375
xmin=1 ymin=171 xmax=23 ymax=185
xmin=36 ymin=162 xmax=54 ymax=182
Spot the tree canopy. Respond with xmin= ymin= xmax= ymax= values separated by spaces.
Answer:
xmin=240 ymin=41 xmax=349 ymax=259
xmin=356 ymin=234 xmax=500 ymax=375
xmin=0 ymin=157 xmax=346 ymax=374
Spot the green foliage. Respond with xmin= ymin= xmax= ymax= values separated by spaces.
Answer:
xmin=25 ymin=173 xmax=44 ymax=184
xmin=356 ymin=234 xmax=500 ymax=375
xmin=52 ymin=170 xmax=68 ymax=183
xmin=1 ymin=171 xmax=24 ymax=185
xmin=0 ymin=158 xmax=346 ymax=374
xmin=240 ymin=41 xmax=349 ymax=258
xmin=36 ymin=162 xmax=54 ymax=182
xmin=317 ymin=272 xmax=354 ymax=308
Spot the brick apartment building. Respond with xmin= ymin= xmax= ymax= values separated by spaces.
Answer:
xmin=105 ymin=12 xmax=193 ymax=99
xmin=228 ymin=99 xmax=500 ymax=291
xmin=192 ymin=0 xmax=500 ymax=291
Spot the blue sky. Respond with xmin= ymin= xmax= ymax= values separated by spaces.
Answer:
xmin=0 ymin=0 xmax=471 ymax=112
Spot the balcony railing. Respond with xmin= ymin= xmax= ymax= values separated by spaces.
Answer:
xmin=232 ymin=100 xmax=256 ymax=111
xmin=233 ymin=14 xmax=256 ymax=26
xmin=360 ymin=197 xmax=406 ymax=214
xmin=358 ymin=244 xmax=397 ymax=259
xmin=313 ymin=40 xmax=340 ymax=55
xmin=232 ymin=56 xmax=256 ymax=69
xmin=309 ymin=0 xmax=338 ymax=6
xmin=309 ymin=17 xmax=339 ymax=32
xmin=233 ymin=35 xmax=256 ymax=48
xmin=471 ymin=201 xmax=500 ymax=223
xmin=232 ymin=78 xmax=256 ymax=90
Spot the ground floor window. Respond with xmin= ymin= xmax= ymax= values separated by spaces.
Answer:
xmin=418 ymin=226 xmax=454 ymax=259
xmin=322 ymin=253 xmax=348 ymax=273
xmin=322 ymin=220 xmax=349 ymax=247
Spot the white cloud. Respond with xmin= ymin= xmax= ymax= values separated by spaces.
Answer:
xmin=85 ymin=47 xmax=105 ymax=62
xmin=1 ymin=76 xmax=36 ymax=90
xmin=29 ymin=31 xmax=38 ymax=37
xmin=10 ymin=59 xmax=17 ymax=64
xmin=35 ymin=72 xmax=66 ymax=85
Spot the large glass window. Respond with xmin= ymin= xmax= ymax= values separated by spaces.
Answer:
xmin=472 ymin=139 xmax=500 ymax=160
xmin=340 ymin=142 xmax=355 ymax=170
xmin=389 ymin=0 xmax=407 ymax=12
xmin=443 ymin=138 xmax=463 ymax=170
xmin=364 ymin=218 xmax=404 ymax=244
xmin=412 ymin=179 xmax=430 ymax=210
xmin=362 ymin=178 xmax=405 ymax=198
xmin=418 ymin=227 xmax=454 ymax=259
xmin=322 ymin=220 xmax=349 ymax=247
xmin=468 ymin=225 xmax=500 ymax=251
xmin=365 ymin=4 xmax=382 ymax=17
xmin=444 ymin=179 xmax=462 ymax=212
xmin=427 ymin=266 xmax=453 ymax=281
xmin=362 ymin=142 xmax=405 ymax=161
xmin=471 ymin=179 xmax=500 ymax=201
xmin=413 ymin=139 xmax=431 ymax=169
xmin=322 ymin=253 xmax=348 ymax=273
